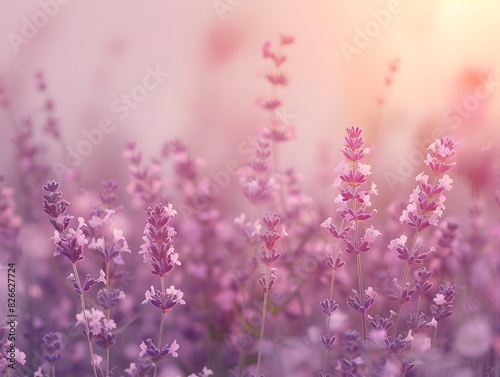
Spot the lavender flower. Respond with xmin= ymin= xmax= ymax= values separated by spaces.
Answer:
xmin=123 ymin=143 xmax=163 ymax=209
xmin=42 ymin=332 xmax=63 ymax=363
xmin=239 ymin=137 xmax=276 ymax=205
xmin=142 ymin=285 xmax=186 ymax=312
xmin=400 ymin=137 xmax=459 ymax=230
xmin=139 ymin=338 xmax=179 ymax=363
xmin=319 ymin=126 xmax=380 ymax=376
xmin=254 ymin=213 xmax=287 ymax=376
xmin=139 ymin=203 xmax=180 ymax=277
xmin=431 ymin=283 xmax=456 ymax=321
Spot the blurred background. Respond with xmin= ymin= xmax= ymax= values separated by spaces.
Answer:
xmin=0 ymin=0 xmax=499 ymax=203
xmin=1 ymin=1 xmax=500 ymax=375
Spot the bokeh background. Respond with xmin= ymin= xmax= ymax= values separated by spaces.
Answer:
xmin=1 ymin=1 xmax=500 ymax=376
xmin=1 ymin=0 xmax=499 ymax=198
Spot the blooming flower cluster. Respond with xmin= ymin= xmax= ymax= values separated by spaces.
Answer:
xmin=321 ymin=126 xmax=379 ymax=254
xmin=139 ymin=203 xmax=180 ymax=278
xmin=75 ymin=308 xmax=117 ymax=349
xmin=139 ymin=338 xmax=180 ymax=362
xmin=253 ymin=212 xmax=288 ymax=291
xmin=41 ymin=332 xmax=63 ymax=364
xmin=320 ymin=127 xmax=380 ymax=372
xmin=142 ymin=285 xmax=186 ymax=312
xmin=400 ymin=137 xmax=459 ymax=230
xmin=258 ymin=35 xmax=296 ymax=143
xmin=123 ymin=142 xmax=163 ymax=209
xmin=239 ymin=135 xmax=276 ymax=206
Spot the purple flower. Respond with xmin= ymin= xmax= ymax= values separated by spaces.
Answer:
xmin=322 ymin=127 xmax=379 ymax=254
xmin=239 ymin=138 xmax=276 ymax=205
xmin=320 ymin=299 xmax=339 ymax=316
xmin=139 ymin=338 xmax=179 ymax=363
xmin=431 ymin=283 xmax=456 ymax=321
xmin=258 ymin=268 xmax=278 ymax=293
xmin=141 ymin=285 xmax=186 ymax=312
xmin=139 ymin=203 xmax=180 ymax=277
xmin=51 ymin=217 xmax=87 ymax=263
xmin=320 ymin=335 xmax=336 ymax=350
xmin=42 ymin=332 xmax=62 ymax=363
xmin=67 ymin=269 xmax=105 ymax=295
xmin=96 ymin=288 xmax=126 ymax=310
xmin=89 ymin=228 xmax=131 ymax=264
xmin=400 ymin=137 xmax=458 ymax=231
xmin=253 ymin=213 xmax=287 ymax=268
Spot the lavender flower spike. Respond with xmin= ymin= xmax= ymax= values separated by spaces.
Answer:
xmin=139 ymin=203 xmax=180 ymax=277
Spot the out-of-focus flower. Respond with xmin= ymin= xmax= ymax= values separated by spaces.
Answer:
xmin=420 ymin=337 xmax=432 ymax=352
xmin=123 ymin=143 xmax=164 ymax=209
xmin=42 ymin=332 xmax=63 ymax=363
xmin=455 ymin=317 xmax=492 ymax=358
xmin=89 ymin=228 xmax=130 ymax=264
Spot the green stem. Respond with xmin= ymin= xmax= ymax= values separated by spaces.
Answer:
xmin=415 ymin=294 xmax=421 ymax=317
xmin=392 ymin=230 xmax=419 ymax=339
xmin=321 ymin=220 xmax=344 ymax=375
xmin=153 ymin=276 xmax=166 ymax=377
xmin=238 ymin=203 xmax=256 ymax=377
xmin=105 ymin=261 xmax=111 ymax=377
xmin=73 ymin=264 xmax=98 ymax=377
xmin=432 ymin=324 xmax=438 ymax=348
xmin=322 ymin=269 xmax=337 ymax=374
xmin=352 ymin=180 xmax=366 ymax=340
xmin=255 ymin=266 xmax=270 ymax=376
xmin=392 ymin=261 xmax=410 ymax=340
xmin=272 ymin=141 xmax=287 ymax=212
xmin=356 ymin=253 xmax=367 ymax=340
xmin=52 ymin=364 xmax=56 ymax=377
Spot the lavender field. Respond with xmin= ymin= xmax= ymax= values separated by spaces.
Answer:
xmin=1 ymin=2 xmax=500 ymax=376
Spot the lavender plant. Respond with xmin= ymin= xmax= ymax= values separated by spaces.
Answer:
xmin=2 ymin=31 xmax=498 ymax=377
xmin=252 ymin=213 xmax=287 ymax=377
xmin=42 ymin=180 xmax=107 ymax=377
xmin=138 ymin=203 xmax=184 ymax=377
xmin=320 ymin=126 xmax=379 ymax=376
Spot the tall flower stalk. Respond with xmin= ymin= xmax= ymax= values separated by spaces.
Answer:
xmin=42 ymin=181 xmax=105 ymax=377
xmin=389 ymin=137 xmax=458 ymax=339
xmin=253 ymin=213 xmax=287 ymax=377
xmin=87 ymin=180 xmax=129 ymax=376
xmin=258 ymin=35 xmax=296 ymax=210
xmin=320 ymin=126 xmax=379 ymax=375
xmin=139 ymin=203 xmax=185 ymax=377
